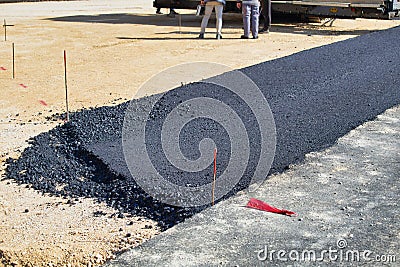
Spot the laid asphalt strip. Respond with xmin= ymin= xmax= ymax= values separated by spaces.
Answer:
xmin=4 ymin=24 xmax=400 ymax=262
xmin=105 ymin=105 xmax=400 ymax=266
xmin=101 ymin=26 xmax=400 ymax=266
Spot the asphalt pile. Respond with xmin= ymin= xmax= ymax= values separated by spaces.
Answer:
xmin=5 ymin=26 xmax=400 ymax=229
xmin=5 ymin=102 xmax=201 ymax=228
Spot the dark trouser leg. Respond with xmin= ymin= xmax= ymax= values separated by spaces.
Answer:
xmin=261 ymin=0 xmax=271 ymax=29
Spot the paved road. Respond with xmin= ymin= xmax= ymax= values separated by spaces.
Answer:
xmin=105 ymin=105 xmax=399 ymax=266
xmin=102 ymin=26 xmax=400 ymax=265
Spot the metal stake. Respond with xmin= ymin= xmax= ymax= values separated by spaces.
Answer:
xmin=212 ymin=148 xmax=217 ymax=206
xmin=4 ymin=19 xmax=6 ymax=41
xmin=64 ymin=50 xmax=69 ymax=122
xmin=3 ymin=20 xmax=14 ymax=41
xmin=12 ymin=43 xmax=15 ymax=79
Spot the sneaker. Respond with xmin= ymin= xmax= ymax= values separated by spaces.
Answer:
xmin=198 ymin=33 xmax=204 ymax=39
xmin=156 ymin=10 xmax=162 ymax=14
xmin=259 ymin=27 xmax=270 ymax=34
xmin=241 ymin=35 xmax=249 ymax=39
xmin=216 ymin=34 xmax=222 ymax=40
xmin=253 ymin=35 xmax=258 ymax=39
xmin=170 ymin=9 xmax=178 ymax=14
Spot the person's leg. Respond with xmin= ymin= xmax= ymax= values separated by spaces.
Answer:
xmin=215 ymin=3 xmax=223 ymax=37
xmin=266 ymin=0 xmax=271 ymax=28
xmin=251 ymin=4 xmax=260 ymax=38
xmin=242 ymin=3 xmax=251 ymax=38
xmin=260 ymin=0 xmax=271 ymax=31
xmin=200 ymin=3 xmax=214 ymax=34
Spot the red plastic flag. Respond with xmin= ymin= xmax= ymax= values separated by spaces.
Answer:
xmin=0 ymin=67 xmax=6 ymax=71
xmin=38 ymin=100 xmax=48 ymax=106
xmin=246 ymin=198 xmax=297 ymax=217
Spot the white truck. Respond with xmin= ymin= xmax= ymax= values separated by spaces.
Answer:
xmin=154 ymin=0 xmax=400 ymax=19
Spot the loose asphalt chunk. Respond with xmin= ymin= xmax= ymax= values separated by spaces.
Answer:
xmin=5 ymin=26 xmax=400 ymax=231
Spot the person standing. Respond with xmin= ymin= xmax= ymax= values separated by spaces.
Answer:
xmin=198 ymin=0 xmax=226 ymax=40
xmin=237 ymin=0 xmax=260 ymax=39
xmin=259 ymin=0 xmax=271 ymax=33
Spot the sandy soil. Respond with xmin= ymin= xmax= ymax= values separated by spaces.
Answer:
xmin=0 ymin=0 xmax=399 ymax=266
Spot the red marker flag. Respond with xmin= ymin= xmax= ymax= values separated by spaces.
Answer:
xmin=38 ymin=100 xmax=48 ymax=106
xmin=0 ymin=67 xmax=6 ymax=70
xmin=246 ymin=198 xmax=297 ymax=217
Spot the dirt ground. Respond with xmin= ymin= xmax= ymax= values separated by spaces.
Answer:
xmin=0 ymin=0 xmax=399 ymax=266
